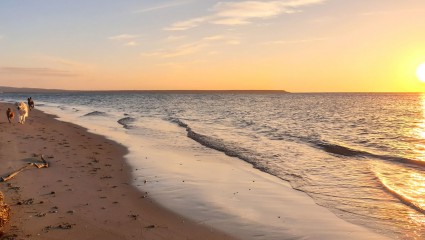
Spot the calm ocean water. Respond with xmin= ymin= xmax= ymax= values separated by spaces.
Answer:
xmin=2 ymin=92 xmax=425 ymax=239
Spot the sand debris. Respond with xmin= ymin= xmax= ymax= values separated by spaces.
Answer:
xmin=17 ymin=199 xmax=34 ymax=206
xmin=0 ymin=234 xmax=18 ymax=240
xmin=43 ymin=223 xmax=75 ymax=232
xmin=35 ymin=213 xmax=47 ymax=217
xmin=128 ymin=214 xmax=139 ymax=220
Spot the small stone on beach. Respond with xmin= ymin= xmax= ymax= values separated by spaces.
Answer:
xmin=17 ymin=198 xmax=34 ymax=205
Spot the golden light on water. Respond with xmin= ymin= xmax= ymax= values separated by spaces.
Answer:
xmin=377 ymin=95 xmax=425 ymax=227
xmin=406 ymin=95 xmax=425 ymax=230
xmin=374 ymin=165 xmax=425 ymax=214
xmin=409 ymin=172 xmax=425 ymax=196
xmin=410 ymin=95 xmax=425 ymax=162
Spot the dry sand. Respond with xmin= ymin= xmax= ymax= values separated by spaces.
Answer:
xmin=0 ymin=103 xmax=236 ymax=240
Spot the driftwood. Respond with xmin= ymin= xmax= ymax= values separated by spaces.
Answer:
xmin=1 ymin=155 xmax=49 ymax=182
xmin=34 ymin=155 xmax=49 ymax=168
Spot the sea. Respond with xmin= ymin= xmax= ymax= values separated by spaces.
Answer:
xmin=1 ymin=92 xmax=425 ymax=239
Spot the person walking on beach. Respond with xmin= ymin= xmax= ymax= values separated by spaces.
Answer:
xmin=28 ymin=97 xmax=34 ymax=110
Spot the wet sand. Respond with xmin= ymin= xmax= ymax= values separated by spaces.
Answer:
xmin=0 ymin=102 xmax=235 ymax=240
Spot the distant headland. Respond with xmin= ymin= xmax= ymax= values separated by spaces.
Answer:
xmin=0 ymin=86 xmax=288 ymax=94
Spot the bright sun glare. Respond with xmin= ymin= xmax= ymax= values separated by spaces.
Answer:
xmin=417 ymin=63 xmax=425 ymax=82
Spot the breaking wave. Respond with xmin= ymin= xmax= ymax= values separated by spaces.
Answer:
xmin=167 ymin=117 xmax=269 ymax=172
xmin=312 ymin=141 xmax=425 ymax=168
xmin=117 ymin=117 xmax=136 ymax=129
xmin=374 ymin=171 xmax=425 ymax=214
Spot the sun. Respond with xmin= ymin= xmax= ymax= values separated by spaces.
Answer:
xmin=417 ymin=63 xmax=425 ymax=82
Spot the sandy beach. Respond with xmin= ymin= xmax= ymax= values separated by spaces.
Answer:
xmin=0 ymin=102 xmax=235 ymax=240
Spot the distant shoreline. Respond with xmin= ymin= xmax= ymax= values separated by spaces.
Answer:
xmin=0 ymin=86 xmax=288 ymax=94
xmin=3 ymin=86 xmax=425 ymax=94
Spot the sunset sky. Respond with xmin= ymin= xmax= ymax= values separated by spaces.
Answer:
xmin=1 ymin=0 xmax=425 ymax=92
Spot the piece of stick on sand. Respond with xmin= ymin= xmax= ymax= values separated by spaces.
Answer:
xmin=1 ymin=155 xmax=49 ymax=182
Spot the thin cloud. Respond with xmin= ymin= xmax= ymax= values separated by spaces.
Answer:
xmin=165 ymin=0 xmax=326 ymax=31
xmin=211 ymin=18 xmax=251 ymax=25
xmin=108 ymin=34 xmax=139 ymax=41
xmin=284 ymin=0 xmax=326 ymax=7
xmin=212 ymin=1 xmax=288 ymax=19
xmin=37 ymin=55 xmax=90 ymax=68
xmin=0 ymin=67 xmax=78 ymax=77
xmin=361 ymin=8 xmax=425 ymax=16
xmin=34 ymin=56 xmax=95 ymax=76
xmin=142 ymin=42 xmax=208 ymax=58
xmin=125 ymin=41 xmax=139 ymax=46
xmin=164 ymin=17 xmax=209 ymax=31
xmin=109 ymin=34 xmax=141 ymax=47
xmin=262 ymin=37 xmax=329 ymax=45
xmin=202 ymin=35 xmax=241 ymax=45
xmin=143 ymin=35 xmax=240 ymax=58
xmin=135 ymin=0 xmax=194 ymax=13
xmin=164 ymin=35 xmax=187 ymax=42
xmin=202 ymin=35 xmax=226 ymax=41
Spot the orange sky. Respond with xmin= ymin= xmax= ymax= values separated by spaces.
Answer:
xmin=1 ymin=0 xmax=425 ymax=92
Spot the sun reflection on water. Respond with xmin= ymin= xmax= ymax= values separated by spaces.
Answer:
xmin=410 ymin=94 xmax=425 ymax=162
xmin=373 ymin=163 xmax=425 ymax=240
xmin=375 ymin=168 xmax=425 ymax=209
xmin=372 ymin=95 xmax=425 ymax=238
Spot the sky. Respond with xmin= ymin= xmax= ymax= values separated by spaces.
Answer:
xmin=1 ymin=0 xmax=425 ymax=92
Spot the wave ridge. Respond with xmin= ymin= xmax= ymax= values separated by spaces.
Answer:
xmin=314 ymin=141 xmax=425 ymax=168
xmin=82 ymin=111 xmax=108 ymax=117
xmin=167 ymin=117 xmax=269 ymax=172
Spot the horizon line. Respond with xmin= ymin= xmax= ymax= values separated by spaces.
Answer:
xmin=1 ymin=86 xmax=425 ymax=94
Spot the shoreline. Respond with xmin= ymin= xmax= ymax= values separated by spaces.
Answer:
xmin=0 ymin=99 xmax=391 ymax=240
xmin=0 ymin=102 xmax=235 ymax=239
